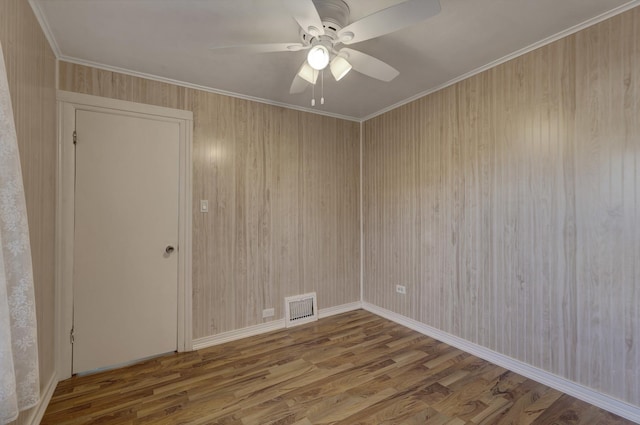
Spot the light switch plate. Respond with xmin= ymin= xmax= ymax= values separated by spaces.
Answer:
xmin=200 ymin=200 xmax=209 ymax=213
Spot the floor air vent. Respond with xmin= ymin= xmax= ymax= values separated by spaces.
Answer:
xmin=284 ymin=292 xmax=318 ymax=328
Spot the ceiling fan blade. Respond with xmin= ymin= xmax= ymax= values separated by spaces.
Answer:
xmin=341 ymin=48 xmax=399 ymax=82
xmin=210 ymin=43 xmax=307 ymax=54
xmin=290 ymin=74 xmax=310 ymax=94
xmin=338 ymin=0 xmax=441 ymax=45
xmin=282 ymin=0 xmax=325 ymax=36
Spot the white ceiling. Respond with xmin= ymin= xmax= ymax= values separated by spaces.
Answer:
xmin=33 ymin=0 xmax=638 ymax=120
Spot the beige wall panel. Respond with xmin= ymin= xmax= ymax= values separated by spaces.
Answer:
xmin=363 ymin=7 xmax=640 ymax=406
xmin=60 ymin=62 xmax=361 ymax=338
xmin=0 ymin=1 xmax=57 ymax=424
xmin=58 ymin=61 xmax=187 ymax=110
xmin=573 ymin=10 xmax=640 ymax=402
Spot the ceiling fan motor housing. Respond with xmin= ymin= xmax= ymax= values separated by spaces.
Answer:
xmin=312 ymin=0 xmax=350 ymax=33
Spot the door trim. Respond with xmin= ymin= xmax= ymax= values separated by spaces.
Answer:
xmin=55 ymin=90 xmax=193 ymax=380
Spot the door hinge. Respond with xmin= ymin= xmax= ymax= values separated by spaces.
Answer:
xmin=70 ymin=327 xmax=75 ymax=344
xmin=73 ymin=130 xmax=77 ymax=145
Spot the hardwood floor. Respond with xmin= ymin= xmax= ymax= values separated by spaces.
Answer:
xmin=43 ymin=310 xmax=634 ymax=424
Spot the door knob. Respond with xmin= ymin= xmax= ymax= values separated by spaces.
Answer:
xmin=165 ymin=245 xmax=175 ymax=254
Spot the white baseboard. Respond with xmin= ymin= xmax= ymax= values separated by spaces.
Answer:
xmin=192 ymin=319 xmax=285 ymax=350
xmin=193 ymin=301 xmax=363 ymax=351
xmin=319 ymin=301 xmax=362 ymax=319
xmin=362 ymin=302 xmax=640 ymax=424
xmin=26 ymin=372 xmax=57 ymax=425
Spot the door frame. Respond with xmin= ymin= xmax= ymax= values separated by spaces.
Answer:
xmin=55 ymin=90 xmax=193 ymax=380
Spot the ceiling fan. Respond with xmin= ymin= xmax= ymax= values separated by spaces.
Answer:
xmin=211 ymin=0 xmax=441 ymax=96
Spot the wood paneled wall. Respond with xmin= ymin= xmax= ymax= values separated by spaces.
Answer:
xmin=59 ymin=62 xmax=361 ymax=338
xmin=363 ymin=7 xmax=640 ymax=406
xmin=0 ymin=1 xmax=57 ymax=423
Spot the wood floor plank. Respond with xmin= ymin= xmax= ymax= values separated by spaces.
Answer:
xmin=42 ymin=310 xmax=635 ymax=424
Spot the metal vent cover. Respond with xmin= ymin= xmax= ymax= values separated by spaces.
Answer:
xmin=284 ymin=292 xmax=318 ymax=327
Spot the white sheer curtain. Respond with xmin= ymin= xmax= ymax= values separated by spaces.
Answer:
xmin=0 ymin=41 xmax=40 ymax=424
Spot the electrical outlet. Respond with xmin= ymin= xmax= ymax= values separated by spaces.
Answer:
xmin=262 ymin=308 xmax=275 ymax=318
xmin=396 ymin=285 xmax=407 ymax=295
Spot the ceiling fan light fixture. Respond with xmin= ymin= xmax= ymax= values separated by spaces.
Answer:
xmin=307 ymin=25 xmax=321 ymax=37
xmin=307 ymin=44 xmax=330 ymax=70
xmin=330 ymin=56 xmax=352 ymax=81
xmin=340 ymin=31 xmax=354 ymax=42
xmin=298 ymin=62 xmax=319 ymax=84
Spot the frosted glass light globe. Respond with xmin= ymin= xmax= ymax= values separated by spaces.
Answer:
xmin=307 ymin=45 xmax=330 ymax=70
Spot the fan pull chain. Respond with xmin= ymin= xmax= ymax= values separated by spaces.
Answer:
xmin=321 ymin=70 xmax=325 ymax=105
xmin=311 ymin=77 xmax=316 ymax=106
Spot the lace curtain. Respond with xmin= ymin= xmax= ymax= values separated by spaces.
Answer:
xmin=0 ymin=41 xmax=40 ymax=424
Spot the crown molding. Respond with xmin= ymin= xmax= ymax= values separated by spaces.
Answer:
xmin=28 ymin=0 xmax=61 ymax=57
xmin=58 ymin=55 xmax=361 ymax=122
xmin=361 ymin=0 xmax=640 ymax=122
xmin=29 ymin=0 xmax=640 ymax=123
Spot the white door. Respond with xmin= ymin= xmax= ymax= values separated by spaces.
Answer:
xmin=73 ymin=109 xmax=180 ymax=374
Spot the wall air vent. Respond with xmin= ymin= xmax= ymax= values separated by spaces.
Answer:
xmin=284 ymin=292 xmax=318 ymax=328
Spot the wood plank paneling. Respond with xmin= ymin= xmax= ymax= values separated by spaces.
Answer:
xmin=59 ymin=62 xmax=361 ymax=338
xmin=41 ymin=311 xmax=634 ymax=425
xmin=573 ymin=11 xmax=639 ymax=400
xmin=0 ymin=1 xmax=57 ymax=424
xmin=363 ymin=7 xmax=640 ymax=407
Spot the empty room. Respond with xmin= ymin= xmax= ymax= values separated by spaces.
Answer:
xmin=1 ymin=0 xmax=639 ymax=423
